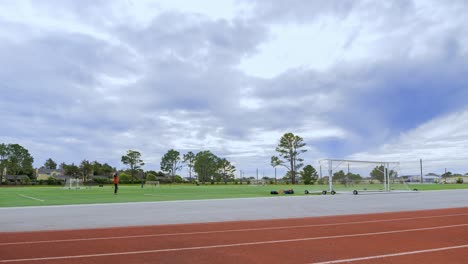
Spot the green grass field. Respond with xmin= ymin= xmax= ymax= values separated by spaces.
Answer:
xmin=0 ymin=183 xmax=466 ymax=207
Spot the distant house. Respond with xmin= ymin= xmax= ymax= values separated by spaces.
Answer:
xmin=422 ymin=175 xmax=441 ymax=183
xmin=36 ymin=168 xmax=63 ymax=180
xmin=5 ymin=175 xmax=31 ymax=184
xmin=401 ymin=174 xmax=441 ymax=183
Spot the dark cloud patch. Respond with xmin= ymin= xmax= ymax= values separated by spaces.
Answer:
xmin=246 ymin=0 xmax=356 ymax=23
xmin=247 ymin=43 xmax=468 ymax=157
xmin=119 ymin=12 xmax=267 ymax=67
xmin=1 ymin=0 xmax=468 ymax=173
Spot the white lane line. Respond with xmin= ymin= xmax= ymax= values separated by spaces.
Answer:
xmin=1 ymin=223 xmax=468 ymax=263
xmin=312 ymin=244 xmax=468 ymax=264
xmin=2 ymin=212 xmax=468 ymax=246
xmin=17 ymin=195 xmax=44 ymax=202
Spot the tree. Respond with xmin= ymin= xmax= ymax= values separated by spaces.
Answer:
xmin=271 ymin=133 xmax=307 ymax=184
xmin=194 ymin=151 xmax=219 ymax=184
xmin=101 ymin=163 xmax=115 ymax=179
xmin=160 ymin=149 xmax=183 ymax=183
xmin=121 ymin=150 xmax=145 ymax=183
xmin=0 ymin=143 xmax=8 ymax=184
xmin=333 ymin=170 xmax=347 ymax=184
xmin=441 ymin=171 xmax=452 ymax=178
xmin=347 ymin=172 xmax=362 ymax=184
xmin=63 ymin=163 xmax=80 ymax=178
xmin=370 ymin=165 xmax=396 ymax=183
xmin=183 ymin=151 xmax=196 ymax=182
xmin=80 ymin=160 xmax=93 ymax=182
xmin=44 ymin=158 xmax=57 ymax=169
xmin=5 ymin=144 xmax=34 ymax=183
xmin=300 ymin=165 xmax=318 ymax=185
xmin=216 ymin=158 xmax=236 ymax=184
xmin=91 ymin=161 xmax=102 ymax=176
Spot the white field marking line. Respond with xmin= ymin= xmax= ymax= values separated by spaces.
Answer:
xmin=311 ymin=244 xmax=468 ymax=264
xmin=1 ymin=223 xmax=468 ymax=263
xmin=17 ymin=195 xmax=44 ymax=202
xmin=2 ymin=212 xmax=468 ymax=246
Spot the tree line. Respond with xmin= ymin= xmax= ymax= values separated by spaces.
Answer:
xmin=0 ymin=133 xmax=336 ymax=186
xmin=0 ymin=143 xmax=34 ymax=184
xmin=4 ymin=132 xmax=464 ymax=185
xmin=120 ymin=149 xmax=236 ymax=184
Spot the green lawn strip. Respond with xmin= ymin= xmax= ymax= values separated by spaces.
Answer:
xmin=0 ymin=184 xmax=467 ymax=207
xmin=407 ymin=184 xmax=468 ymax=191
xmin=0 ymin=185 xmax=308 ymax=207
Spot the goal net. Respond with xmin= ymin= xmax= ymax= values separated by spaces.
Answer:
xmin=144 ymin=181 xmax=160 ymax=191
xmin=63 ymin=178 xmax=86 ymax=189
xmin=318 ymin=159 xmax=407 ymax=194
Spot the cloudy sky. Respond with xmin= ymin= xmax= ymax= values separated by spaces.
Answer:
xmin=1 ymin=0 xmax=467 ymax=177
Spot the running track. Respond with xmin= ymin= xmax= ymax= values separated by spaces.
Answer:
xmin=1 ymin=207 xmax=467 ymax=263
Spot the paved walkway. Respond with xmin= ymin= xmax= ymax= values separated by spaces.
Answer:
xmin=1 ymin=190 xmax=468 ymax=232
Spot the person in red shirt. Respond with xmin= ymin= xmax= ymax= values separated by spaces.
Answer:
xmin=113 ymin=172 xmax=119 ymax=194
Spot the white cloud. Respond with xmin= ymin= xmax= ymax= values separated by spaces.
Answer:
xmin=1 ymin=0 xmax=467 ymax=177
xmin=349 ymin=109 xmax=468 ymax=174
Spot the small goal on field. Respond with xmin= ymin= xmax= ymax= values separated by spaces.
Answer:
xmin=145 ymin=181 xmax=160 ymax=191
xmin=63 ymin=178 xmax=86 ymax=189
xmin=318 ymin=159 xmax=410 ymax=195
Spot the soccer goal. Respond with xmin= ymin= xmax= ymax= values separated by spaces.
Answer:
xmin=63 ymin=178 xmax=86 ymax=189
xmin=318 ymin=159 xmax=407 ymax=195
xmin=145 ymin=181 xmax=160 ymax=191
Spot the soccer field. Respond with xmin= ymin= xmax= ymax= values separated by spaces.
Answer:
xmin=0 ymin=184 xmax=308 ymax=207
xmin=0 ymin=183 xmax=466 ymax=207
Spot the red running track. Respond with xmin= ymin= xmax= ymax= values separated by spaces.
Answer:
xmin=1 ymin=207 xmax=468 ymax=263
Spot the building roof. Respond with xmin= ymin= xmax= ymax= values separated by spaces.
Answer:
xmin=37 ymin=168 xmax=63 ymax=174
xmin=5 ymin=175 xmax=30 ymax=180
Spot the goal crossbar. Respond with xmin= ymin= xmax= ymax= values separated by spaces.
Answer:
xmin=318 ymin=158 xmax=400 ymax=193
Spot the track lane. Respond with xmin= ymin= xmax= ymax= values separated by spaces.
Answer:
xmin=2 ymin=207 xmax=467 ymax=243
xmin=1 ymin=210 xmax=468 ymax=259
xmin=1 ymin=208 xmax=468 ymax=263
xmin=1 ymin=225 xmax=467 ymax=263
xmin=312 ymin=244 xmax=468 ymax=264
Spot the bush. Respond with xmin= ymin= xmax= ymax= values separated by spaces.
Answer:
xmin=92 ymin=177 xmax=108 ymax=184
xmin=146 ymin=173 xmax=157 ymax=181
xmin=456 ymin=177 xmax=464 ymax=184
xmin=46 ymin=176 xmax=57 ymax=185
xmin=119 ymin=173 xmax=131 ymax=184
xmin=22 ymin=177 xmax=31 ymax=185
xmin=174 ymin=175 xmax=184 ymax=183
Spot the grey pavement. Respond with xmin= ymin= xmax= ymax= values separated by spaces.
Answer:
xmin=1 ymin=190 xmax=467 ymax=232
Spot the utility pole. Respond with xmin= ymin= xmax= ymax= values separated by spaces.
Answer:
xmin=420 ymin=159 xmax=423 ymax=183
xmin=256 ymin=168 xmax=258 ymax=183
xmin=319 ymin=165 xmax=322 ymax=178
xmin=274 ymin=167 xmax=277 ymax=184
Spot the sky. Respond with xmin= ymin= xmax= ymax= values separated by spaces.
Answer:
xmin=1 ymin=0 xmax=468 ymax=177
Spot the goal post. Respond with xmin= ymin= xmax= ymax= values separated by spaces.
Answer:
xmin=318 ymin=159 xmax=402 ymax=194
xmin=145 ymin=181 xmax=160 ymax=191
xmin=63 ymin=178 xmax=86 ymax=189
